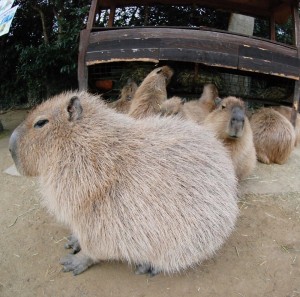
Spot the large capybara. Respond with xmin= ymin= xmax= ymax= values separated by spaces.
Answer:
xmin=128 ymin=66 xmax=173 ymax=118
xmin=250 ymin=107 xmax=296 ymax=164
xmin=108 ymin=79 xmax=138 ymax=114
xmin=204 ymin=96 xmax=256 ymax=180
xmin=9 ymin=91 xmax=238 ymax=276
xmin=182 ymin=83 xmax=220 ymax=124
xmin=272 ymin=105 xmax=300 ymax=146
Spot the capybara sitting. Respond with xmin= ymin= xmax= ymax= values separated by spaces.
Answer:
xmin=204 ymin=96 xmax=256 ymax=180
xmin=128 ymin=66 xmax=173 ymax=118
xmin=272 ymin=105 xmax=300 ymax=146
xmin=108 ymin=79 xmax=138 ymax=114
xmin=9 ymin=91 xmax=238 ymax=276
xmin=182 ymin=83 xmax=220 ymax=124
xmin=250 ymin=107 xmax=295 ymax=164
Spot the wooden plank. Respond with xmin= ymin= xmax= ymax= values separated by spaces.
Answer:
xmin=86 ymin=48 xmax=160 ymax=65
xmin=159 ymin=48 xmax=238 ymax=68
xmin=86 ymin=0 xmax=98 ymax=30
xmin=239 ymin=56 xmax=299 ymax=80
xmin=239 ymin=45 xmax=299 ymax=67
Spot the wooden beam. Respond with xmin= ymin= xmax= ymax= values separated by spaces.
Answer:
xmin=108 ymin=2 xmax=116 ymax=27
xmin=78 ymin=29 xmax=91 ymax=90
xmin=270 ymin=13 xmax=276 ymax=41
xmin=87 ymin=0 xmax=99 ymax=30
xmin=291 ymin=2 xmax=300 ymax=126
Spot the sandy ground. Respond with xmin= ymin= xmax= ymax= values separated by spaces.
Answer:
xmin=0 ymin=110 xmax=299 ymax=297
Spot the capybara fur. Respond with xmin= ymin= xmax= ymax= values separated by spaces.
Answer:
xmin=204 ymin=96 xmax=256 ymax=180
xmin=108 ymin=79 xmax=138 ymax=113
xmin=272 ymin=105 xmax=300 ymax=146
xmin=9 ymin=91 xmax=238 ymax=276
xmin=182 ymin=83 xmax=220 ymax=124
xmin=160 ymin=96 xmax=183 ymax=116
xmin=128 ymin=66 xmax=173 ymax=118
xmin=250 ymin=107 xmax=296 ymax=165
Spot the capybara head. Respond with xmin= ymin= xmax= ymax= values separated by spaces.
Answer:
xmin=120 ymin=78 xmax=138 ymax=101
xmin=217 ymin=96 xmax=246 ymax=139
xmin=9 ymin=92 xmax=100 ymax=177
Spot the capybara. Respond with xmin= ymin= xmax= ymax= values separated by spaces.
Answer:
xmin=250 ymin=107 xmax=296 ymax=164
xmin=128 ymin=66 xmax=173 ymax=118
xmin=160 ymin=96 xmax=183 ymax=116
xmin=108 ymin=79 xmax=138 ymax=114
xmin=272 ymin=105 xmax=300 ymax=146
xmin=9 ymin=91 xmax=238 ymax=276
xmin=204 ymin=96 xmax=256 ymax=180
xmin=182 ymin=83 xmax=220 ymax=124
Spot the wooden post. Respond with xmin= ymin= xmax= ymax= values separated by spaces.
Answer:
xmin=291 ymin=2 xmax=300 ymax=126
xmin=78 ymin=0 xmax=99 ymax=90
xmin=270 ymin=13 xmax=276 ymax=41
xmin=108 ymin=2 xmax=116 ymax=27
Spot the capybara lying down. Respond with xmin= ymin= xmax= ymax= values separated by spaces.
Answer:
xmin=9 ymin=91 xmax=238 ymax=276
xmin=204 ymin=96 xmax=256 ymax=180
xmin=250 ymin=107 xmax=295 ymax=165
xmin=272 ymin=105 xmax=300 ymax=146
xmin=108 ymin=79 xmax=138 ymax=113
xmin=182 ymin=83 xmax=220 ymax=124
xmin=128 ymin=66 xmax=173 ymax=118
xmin=160 ymin=96 xmax=184 ymax=116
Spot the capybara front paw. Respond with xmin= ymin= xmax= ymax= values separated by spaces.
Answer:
xmin=60 ymin=253 xmax=93 ymax=275
xmin=135 ymin=264 xmax=160 ymax=277
xmin=64 ymin=234 xmax=81 ymax=254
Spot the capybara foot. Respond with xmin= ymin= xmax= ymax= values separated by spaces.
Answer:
xmin=60 ymin=253 xmax=94 ymax=275
xmin=64 ymin=234 xmax=81 ymax=254
xmin=257 ymin=153 xmax=270 ymax=164
xmin=135 ymin=264 xmax=160 ymax=277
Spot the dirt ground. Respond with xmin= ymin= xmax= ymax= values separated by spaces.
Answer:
xmin=0 ymin=110 xmax=299 ymax=297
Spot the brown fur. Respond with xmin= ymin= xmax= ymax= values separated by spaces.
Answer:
xmin=272 ymin=106 xmax=300 ymax=146
xmin=108 ymin=79 xmax=138 ymax=113
xmin=128 ymin=66 xmax=174 ymax=118
xmin=160 ymin=96 xmax=183 ymax=116
xmin=9 ymin=91 xmax=238 ymax=275
xmin=182 ymin=84 xmax=219 ymax=124
xmin=204 ymin=96 xmax=256 ymax=180
xmin=250 ymin=107 xmax=296 ymax=165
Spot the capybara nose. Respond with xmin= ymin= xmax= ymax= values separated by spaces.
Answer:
xmin=231 ymin=106 xmax=245 ymax=124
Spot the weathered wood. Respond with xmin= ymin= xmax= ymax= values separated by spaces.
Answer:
xmin=86 ymin=0 xmax=98 ymax=30
xmin=78 ymin=29 xmax=91 ymax=90
xmin=270 ymin=13 xmax=275 ymax=41
xmin=86 ymin=27 xmax=299 ymax=79
xmin=108 ymin=2 xmax=116 ymax=27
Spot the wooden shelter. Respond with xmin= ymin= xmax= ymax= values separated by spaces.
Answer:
xmin=78 ymin=0 xmax=300 ymax=123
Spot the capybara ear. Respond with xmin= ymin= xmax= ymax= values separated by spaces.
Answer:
xmin=67 ymin=96 xmax=82 ymax=121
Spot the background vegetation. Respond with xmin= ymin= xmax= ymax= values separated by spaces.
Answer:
xmin=0 ymin=1 xmax=294 ymax=109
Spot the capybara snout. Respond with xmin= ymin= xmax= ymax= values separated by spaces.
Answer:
xmin=229 ymin=105 xmax=245 ymax=138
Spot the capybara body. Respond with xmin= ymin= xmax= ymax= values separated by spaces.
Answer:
xmin=9 ymin=91 xmax=238 ymax=275
xmin=128 ymin=66 xmax=173 ymax=118
xmin=182 ymin=83 xmax=219 ymax=124
xmin=250 ymin=107 xmax=295 ymax=164
xmin=160 ymin=96 xmax=183 ymax=116
xmin=272 ymin=105 xmax=300 ymax=146
xmin=204 ymin=96 xmax=256 ymax=180
xmin=108 ymin=79 xmax=138 ymax=113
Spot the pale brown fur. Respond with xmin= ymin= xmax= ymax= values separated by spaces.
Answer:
xmin=9 ymin=91 xmax=238 ymax=275
xmin=250 ymin=107 xmax=296 ymax=165
xmin=108 ymin=79 xmax=138 ymax=113
xmin=160 ymin=96 xmax=183 ymax=116
xmin=182 ymin=84 xmax=219 ymax=124
xmin=128 ymin=66 xmax=174 ymax=118
xmin=272 ymin=105 xmax=300 ymax=146
xmin=204 ymin=96 xmax=256 ymax=180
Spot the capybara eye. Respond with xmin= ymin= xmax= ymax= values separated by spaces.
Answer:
xmin=221 ymin=105 xmax=226 ymax=109
xmin=34 ymin=119 xmax=49 ymax=129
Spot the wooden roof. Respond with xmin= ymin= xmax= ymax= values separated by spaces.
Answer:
xmin=97 ymin=0 xmax=298 ymax=23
